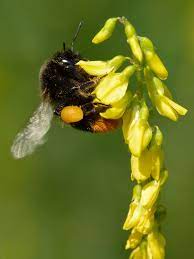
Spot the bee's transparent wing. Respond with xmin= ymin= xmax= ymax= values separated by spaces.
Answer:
xmin=11 ymin=101 xmax=53 ymax=159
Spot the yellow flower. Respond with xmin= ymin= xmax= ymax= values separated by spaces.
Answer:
xmin=149 ymin=127 xmax=164 ymax=180
xmin=131 ymin=148 xmax=153 ymax=182
xmin=140 ymin=180 xmax=160 ymax=209
xmin=135 ymin=206 xmax=155 ymax=235
xmin=139 ymin=37 xmax=168 ymax=80
xmin=76 ymin=55 xmax=126 ymax=76
xmin=122 ymin=99 xmax=152 ymax=157
xmin=129 ymin=246 xmax=142 ymax=259
xmin=125 ymin=229 xmax=143 ymax=249
xmin=131 ymin=126 xmax=164 ymax=182
xmin=130 ymin=241 xmax=148 ymax=259
xmin=147 ymin=231 xmax=166 ymax=259
xmin=121 ymin=17 xmax=143 ymax=63
xmin=100 ymin=91 xmax=132 ymax=119
xmin=92 ymin=17 xmax=118 ymax=44
xmin=144 ymin=68 xmax=188 ymax=121
xmin=123 ymin=185 xmax=143 ymax=230
xmin=94 ymin=65 xmax=136 ymax=104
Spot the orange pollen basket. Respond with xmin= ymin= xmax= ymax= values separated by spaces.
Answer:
xmin=61 ymin=106 xmax=84 ymax=123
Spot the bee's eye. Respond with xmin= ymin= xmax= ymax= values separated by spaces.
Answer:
xmin=61 ymin=106 xmax=84 ymax=123
xmin=62 ymin=59 xmax=72 ymax=67
xmin=62 ymin=59 xmax=69 ymax=64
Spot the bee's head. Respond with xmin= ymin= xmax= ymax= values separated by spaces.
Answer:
xmin=52 ymin=48 xmax=81 ymax=70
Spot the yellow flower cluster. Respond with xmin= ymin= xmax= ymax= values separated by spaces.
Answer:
xmin=77 ymin=17 xmax=188 ymax=258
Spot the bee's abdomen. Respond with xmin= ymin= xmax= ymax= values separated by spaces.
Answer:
xmin=91 ymin=118 xmax=121 ymax=133
xmin=72 ymin=116 xmax=121 ymax=133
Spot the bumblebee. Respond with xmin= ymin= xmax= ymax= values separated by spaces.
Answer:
xmin=11 ymin=23 xmax=119 ymax=159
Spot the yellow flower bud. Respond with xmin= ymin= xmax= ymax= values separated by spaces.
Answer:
xmin=159 ymin=169 xmax=168 ymax=186
xmin=147 ymin=231 xmax=166 ymax=259
xmin=122 ymin=17 xmax=143 ymax=63
xmin=149 ymin=126 xmax=164 ymax=181
xmin=131 ymin=126 xmax=164 ymax=182
xmin=76 ymin=55 xmax=126 ymax=76
xmin=139 ymin=37 xmax=168 ymax=80
xmin=92 ymin=17 xmax=118 ymax=44
xmin=130 ymin=241 xmax=148 ymax=259
xmin=122 ymin=99 xmax=152 ymax=157
xmin=144 ymin=68 xmax=188 ymax=121
xmin=100 ymin=91 xmax=132 ymax=119
xmin=140 ymin=180 xmax=160 ymax=209
xmin=129 ymin=246 xmax=142 ymax=259
xmin=125 ymin=229 xmax=143 ymax=249
xmin=94 ymin=65 xmax=136 ymax=104
xmin=123 ymin=185 xmax=143 ymax=230
xmin=131 ymin=148 xmax=153 ymax=182
xmin=135 ymin=207 xmax=155 ymax=234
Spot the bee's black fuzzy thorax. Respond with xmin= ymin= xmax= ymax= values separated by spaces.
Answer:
xmin=40 ymin=49 xmax=92 ymax=105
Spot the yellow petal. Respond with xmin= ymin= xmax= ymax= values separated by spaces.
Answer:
xmin=92 ymin=17 xmax=118 ymax=44
xmin=142 ymin=125 xmax=152 ymax=151
xmin=151 ymin=148 xmax=164 ymax=181
xmin=131 ymin=149 xmax=152 ymax=182
xmin=147 ymin=231 xmax=166 ymax=259
xmin=162 ymin=96 xmax=188 ymax=116
xmin=140 ymin=180 xmax=160 ymax=209
xmin=127 ymin=35 xmax=143 ymax=64
xmin=135 ymin=208 xmax=155 ymax=234
xmin=94 ymin=65 xmax=135 ymax=104
xmin=122 ymin=108 xmax=132 ymax=143
xmin=77 ymin=55 xmax=126 ymax=76
xmin=125 ymin=229 xmax=143 ymax=249
xmin=140 ymin=37 xmax=168 ymax=80
xmin=122 ymin=17 xmax=143 ymax=63
xmin=122 ymin=100 xmax=152 ymax=156
xmin=123 ymin=202 xmax=143 ymax=230
xmin=100 ymin=91 xmax=132 ymax=119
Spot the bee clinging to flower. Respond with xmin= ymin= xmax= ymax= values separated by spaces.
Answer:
xmin=11 ymin=21 xmax=132 ymax=159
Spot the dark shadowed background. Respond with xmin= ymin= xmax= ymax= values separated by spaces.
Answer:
xmin=0 ymin=0 xmax=193 ymax=258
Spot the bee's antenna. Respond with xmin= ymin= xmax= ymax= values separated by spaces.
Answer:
xmin=63 ymin=42 xmax=66 ymax=51
xmin=71 ymin=21 xmax=84 ymax=51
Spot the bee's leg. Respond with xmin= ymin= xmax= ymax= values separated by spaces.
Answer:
xmin=79 ymin=77 xmax=101 ymax=92
xmin=54 ymin=103 xmax=65 ymax=116
xmin=71 ymin=77 xmax=100 ymax=95
xmin=81 ymin=102 xmax=110 ymax=116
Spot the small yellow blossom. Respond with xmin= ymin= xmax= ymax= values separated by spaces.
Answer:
xmin=121 ymin=17 xmax=143 ymax=63
xmin=139 ymin=37 xmax=168 ymax=80
xmin=76 ymin=55 xmax=126 ymax=76
xmin=123 ymin=185 xmax=143 ymax=230
xmin=147 ymin=231 xmax=166 ymax=259
xmin=100 ymin=91 xmax=132 ymax=119
xmin=131 ymin=148 xmax=153 ymax=182
xmin=94 ymin=65 xmax=136 ymax=104
xmin=140 ymin=180 xmax=160 ymax=209
xmin=135 ymin=207 xmax=155 ymax=234
xmin=130 ymin=241 xmax=148 ymax=259
xmin=122 ymin=99 xmax=152 ymax=157
xmin=125 ymin=229 xmax=143 ymax=249
xmin=131 ymin=126 xmax=164 ymax=182
xmin=144 ymin=68 xmax=187 ymax=121
xmin=92 ymin=17 xmax=118 ymax=44
xmin=149 ymin=127 xmax=164 ymax=180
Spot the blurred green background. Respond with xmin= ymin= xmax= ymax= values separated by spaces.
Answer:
xmin=0 ymin=0 xmax=193 ymax=258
